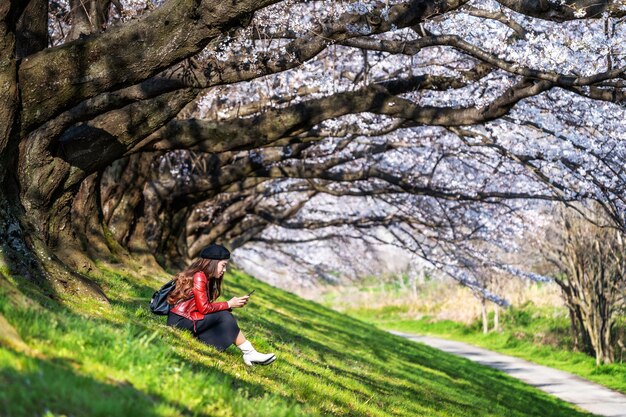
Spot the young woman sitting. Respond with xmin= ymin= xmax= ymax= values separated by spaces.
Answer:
xmin=166 ymin=244 xmax=276 ymax=366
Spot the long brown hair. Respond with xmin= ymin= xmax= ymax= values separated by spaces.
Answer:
xmin=167 ymin=258 xmax=223 ymax=305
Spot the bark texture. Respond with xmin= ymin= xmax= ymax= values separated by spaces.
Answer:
xmin=546 ymin=208 xmax=626 ymax=364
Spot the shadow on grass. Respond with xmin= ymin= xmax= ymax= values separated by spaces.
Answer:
xmin=224 ymin=270 xmax=594 ymax=417
xmin=0 ymin=275 xmax=304 ymax=417
xmin=0 ymin=348 xmax=183 ymax=417
xmin=1 ymin=266 xmax=596 ymax=417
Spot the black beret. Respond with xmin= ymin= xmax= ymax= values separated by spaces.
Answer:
xmin=200 ymin=244 xmax=231 ymax=260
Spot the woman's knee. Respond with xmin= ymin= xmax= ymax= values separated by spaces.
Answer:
xmin=215 ymin=310 xmax=236 ymax=323
xmin=217 ymin=311 xmax=239 ymax=333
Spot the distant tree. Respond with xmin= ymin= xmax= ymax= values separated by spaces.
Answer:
xmin=542 ymin=205 xmax=626 ymax=364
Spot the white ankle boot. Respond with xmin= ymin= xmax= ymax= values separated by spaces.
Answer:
xmin=237 ymin=341 xmax=276 ymax=366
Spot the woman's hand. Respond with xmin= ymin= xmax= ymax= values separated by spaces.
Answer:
xmin=227 ymin=296 xmax=249 ymax=308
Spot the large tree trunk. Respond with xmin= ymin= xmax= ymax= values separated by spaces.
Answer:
xmin=0 ymin=3 xmax=98 ymax=301
xmin=0 ymin=1 xmax=109 ymax=302
xmin=0 ymin=185 xmax=108 ymax=302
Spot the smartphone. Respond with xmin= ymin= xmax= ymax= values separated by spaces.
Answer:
xmin=246 ymin=289 xmax=256 ymax=297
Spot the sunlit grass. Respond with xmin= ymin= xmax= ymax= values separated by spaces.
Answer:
xmin=0 ymin=265 xmax=598 ymax=416
xmin=345 ymin=305 xmax=626 ymax=395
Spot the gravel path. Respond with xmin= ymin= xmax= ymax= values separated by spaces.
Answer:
xmin=391 ymin=331 xmax=626 ymax=417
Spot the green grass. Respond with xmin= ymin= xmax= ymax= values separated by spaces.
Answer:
xmin=0 ymin=266 xmax=600 ymax=417
xmin=344 ymin=305 xmax=626 ymax=395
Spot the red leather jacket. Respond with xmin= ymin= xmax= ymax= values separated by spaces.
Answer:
xmin=169 ymin=271 xmax=229 ymax=323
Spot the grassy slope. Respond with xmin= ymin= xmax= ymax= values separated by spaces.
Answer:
xmin=0 ymin=266 xmax=598 ymax=417
xmin=345 ymin=306 xmax=626 ymax=394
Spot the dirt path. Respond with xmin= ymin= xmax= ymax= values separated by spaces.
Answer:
xmin=391 ymin=331 xmax=626 ymax=417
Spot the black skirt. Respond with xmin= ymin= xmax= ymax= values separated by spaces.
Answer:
xmin=167 ymin=310 xmax=240 ymax=351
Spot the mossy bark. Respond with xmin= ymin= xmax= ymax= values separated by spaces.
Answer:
xmin=0 ymin=189 xmax=108 ymax=303
xmin=0 ymin=2 xmax=19 ymax=165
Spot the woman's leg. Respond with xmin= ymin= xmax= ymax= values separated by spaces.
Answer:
xmin=195 ymin=310 xmax=240 ymax=351
xmin=235 ymin=330 xmax=276 ymax=366
xmin=235 ymin=331 xmax=246 ymax=346
xmin=167 ymin=312 xmax=194 ymax=331
xmin=193 ymin=312 xmax=275 ymax=365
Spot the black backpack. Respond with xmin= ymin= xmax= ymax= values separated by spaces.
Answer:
xmin=149 ymin=280 xmax=176 ymax=315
